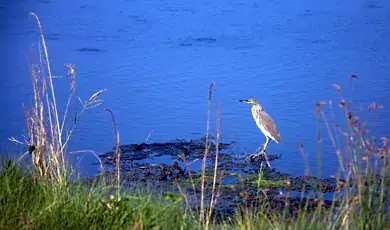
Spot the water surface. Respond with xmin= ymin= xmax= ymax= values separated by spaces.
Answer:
xmin=1 ymin=0 xmax=390 ymax=177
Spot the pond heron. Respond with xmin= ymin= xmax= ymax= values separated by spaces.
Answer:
xmin=239 ymin=98 xmax=281 ymax=167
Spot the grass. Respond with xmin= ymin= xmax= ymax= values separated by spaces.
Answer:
xmin=3 ymin=157 xmax=386 ymax=229
xmin=0 ymin=160 xmax=195 ymax=229
xmin=8 ymin=13 xmax=107 ymax=186
xmin=229 ymin=78 xmax=390 ymax=230
xmin=2 ymin=12 xmax=390 ymax=229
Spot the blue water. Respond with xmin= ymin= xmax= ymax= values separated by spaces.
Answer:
xmin=2 ymin=0 xmax=390 ymax=178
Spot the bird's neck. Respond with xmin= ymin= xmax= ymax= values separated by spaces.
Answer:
xmin=252 ymin=104 xmax=263 ymax=111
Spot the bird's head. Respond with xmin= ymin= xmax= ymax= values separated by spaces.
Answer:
xmin=239 ymin=98 xmax=259 ymax=105
xmin=239 ymin=98 xmax=263 ymax=110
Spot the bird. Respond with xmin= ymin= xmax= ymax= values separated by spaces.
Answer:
xmin=239 ymin=98 xmax=281 ymax=167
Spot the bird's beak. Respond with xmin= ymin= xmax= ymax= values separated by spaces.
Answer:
xmin=239 ymin=99 xmax=249 ymax=103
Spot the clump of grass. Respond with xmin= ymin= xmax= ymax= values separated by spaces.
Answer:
xmin=224 ymin=76 xmax=389 ymax=229
xmin=9 ymin=13 xmax=107 ymax=186
xmin=0 ymin=160 xmax=195 ymax=229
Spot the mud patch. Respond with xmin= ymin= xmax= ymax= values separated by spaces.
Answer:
xmin=89 ymin=137 xmax=344 ymax=217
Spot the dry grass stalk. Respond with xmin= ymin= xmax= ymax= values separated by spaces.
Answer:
xmin=177 ymin=154 xmax=197 ymax=220
xmin=206 ymin=89 xmax=225 ymax=227
xmin=199 ymin=82 xmax=215 ymax=224
xmin=176 ymin=82 xmax=223 ymax=228
xmin=207 ymin=99 xmax=221 ymax=217
xmin=9 ymin=13 xmax=107 ymax=185
xmin=104 ymin=108 xmax=121 ymax=197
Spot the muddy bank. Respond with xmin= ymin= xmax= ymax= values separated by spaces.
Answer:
xmin=87 ymin=137 xmax=344 ymax=216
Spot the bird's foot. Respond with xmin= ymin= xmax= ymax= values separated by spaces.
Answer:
xmin=245 ymin=150 xmax=272 ymax=168
xmin=245 ymin=149 xmax=266 ymax=163
xmin=262 ymin=151 xmax=272 ymax=169
xmin=245 ymin=153 xmax=257 ymax=163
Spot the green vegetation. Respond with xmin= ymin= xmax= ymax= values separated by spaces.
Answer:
xmin=0 ymin=160 xmax=195 ymax=229
xmin=1 ymin=158 xmax=388 ymax=229
xmin=253 ymin=178 xmax=285 ymax=189
xmin=1 ymin=12 xmax=389 ymax=230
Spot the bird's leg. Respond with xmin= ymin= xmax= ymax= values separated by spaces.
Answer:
xmin=256 ymin=137 xmax=272 ymax=168
xmin=254 ymin=144 xmax=264 ymax=154
xmin=246 ymin=139 xmax=268 ymax=162
xmin=246 ymin=138 xmax=273 ymax=168
xmin=245 ymin=144 xmax=264 ymax=162
xmin=261 ymin=137 xmax=271 ymax=153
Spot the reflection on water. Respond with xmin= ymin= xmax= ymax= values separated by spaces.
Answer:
xmin=1 ymin=0 xmax=390 ymax=178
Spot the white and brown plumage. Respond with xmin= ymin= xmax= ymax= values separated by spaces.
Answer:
xmin=239 ymin=98 xmax=281 ymax=165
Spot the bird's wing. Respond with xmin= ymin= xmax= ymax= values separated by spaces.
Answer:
xmin=259 ymin=111 xmax=281 ymax=142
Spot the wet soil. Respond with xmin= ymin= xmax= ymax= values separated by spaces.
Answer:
xmin=87 ymin=137 xmax=345 ymax=217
